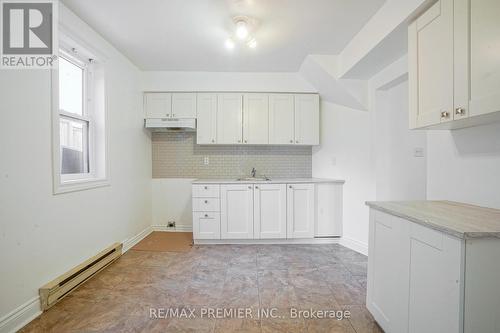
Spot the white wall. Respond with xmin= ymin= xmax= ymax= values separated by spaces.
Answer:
xmin=312 ymin=102 xmax=376 ymax=252
xmin=0 ymin=4 xmax=151 ymax=330
xmin=374 ymin=80 xmax=427 ymax=200
xmin=142 ymin=71 xmax=316 ymax=92
xmin=152 ymin=178 xmax=195 ymax=229
xmin=311 ymin=55 xmax=428 ymax=254
xmin=427 ymin=123 xmax=500 ymax=209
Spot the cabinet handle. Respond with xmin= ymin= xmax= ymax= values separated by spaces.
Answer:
xmin=204 ymin=186 xmax=208 ymax=190
xmin=211 ymin=139 xmax=215 ymax=143
xmin=172 ymin=114 xmax=176 ymax=117
xmin=248 ymin=186 xmax=252 ymax=189
xmin=255 ymin=186 xmax=259 ymax=189
xmin=289 ymin=140 xmax=293 ymax=143
xmin=204 ymin=200 xmax=208 ymax=204
xmin=204 ymin=214 xmax=209 ymax=218
xmin=289 ymin=185 xmax=292 ymax=189
xmin=244 ymin=140 xmax=247 ymax=143
xmin=296 ymin=140 xmax=299 ymax=143
xmin=440 ymin=111 xmax=450 ymax=118
xmin=238 ymin=140 xmax=241 ymax=143
xmin=455 ymin=107 xmax=465 ymax=115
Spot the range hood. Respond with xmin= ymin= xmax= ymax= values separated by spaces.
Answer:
xmin=144 ymin=118 xmax=196 ymax=131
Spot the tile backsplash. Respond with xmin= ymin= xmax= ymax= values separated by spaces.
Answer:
xmin=152 ymin=132 xmax=312 ymax=178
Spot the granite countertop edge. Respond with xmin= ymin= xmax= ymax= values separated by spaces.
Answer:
xmin=366 ymin=201 xmax=500 ymax=240
xmin=192 ymin=178 xmax=345 ymax=184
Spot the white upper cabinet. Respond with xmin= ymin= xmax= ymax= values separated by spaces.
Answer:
xmin=243 ymin=93 xmax=269 ymax=144
xmin=148 ymin=91 xmax=320 ymax=145
xmin=409 ymin=0 xmax=454 ymax=128
xmin=269 ymin=94 xmax=295 ymax=144
xmin=253 ymin=184 xmax=287 ymax=239
xmin=196 ymin=93 xmax=217 ymax=144
xmin=294 ymin=94 xmax=320 ymax=145
xmin=172 ymin=93 xmax=197 ymax=118
xmin=217 ymin=93 xmax=243 ymax=144
xmin=144 ymin=93 xmax=172 ymax=118
xmin=456 ymin=0 xmax=500 ymax=118
xmin=144 ymin=92 xmax=196 ymax=119
xmin=409 ymin=0 xmax=500 ymax=129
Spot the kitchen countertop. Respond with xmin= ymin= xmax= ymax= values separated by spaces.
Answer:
xmin=366 ymin=200 xmax=500 ymax=239
xmin=192 ymin=178 xmax=345 ymax=184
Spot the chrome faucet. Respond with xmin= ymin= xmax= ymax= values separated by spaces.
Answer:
xmin=251 ymin=167 xmax=256 ymax=178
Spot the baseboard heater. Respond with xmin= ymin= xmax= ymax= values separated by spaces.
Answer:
xmin=39 ymin=242 xmax=122 ymax=310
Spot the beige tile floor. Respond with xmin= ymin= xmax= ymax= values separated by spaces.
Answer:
xmin=20 ymin=244 xmax=383 ymax=332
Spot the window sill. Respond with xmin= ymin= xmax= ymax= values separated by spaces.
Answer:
xmin=53 ymin=177 xmax=110 ymax=195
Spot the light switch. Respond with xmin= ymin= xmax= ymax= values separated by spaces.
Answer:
xmin=203 ymin=156 xmax=209 ymax=165
xmin=414 ymin=147 xmax=424 ymax=158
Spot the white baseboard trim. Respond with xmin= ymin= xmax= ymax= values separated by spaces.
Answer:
xmin=195 ymin=237 xmax=340 ymax=245
xmin=122 ymin=226 xmax=153 ymax=252
xmin=339 ymin=237 xmax=368 ymax=256
xmin=0 ymin=296 xmax=41 ymax=333
xmin=152 ymin=224 xmax=193 ymax=232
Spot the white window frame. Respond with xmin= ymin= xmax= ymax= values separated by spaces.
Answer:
xmin=58 ymin=50 xmax=92 ymax=181
xmin=52 ymin=30 xmax=109 ymax=194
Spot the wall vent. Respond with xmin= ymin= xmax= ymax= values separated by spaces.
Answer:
xmin=39 ymin=242 xmax=122 ymax=310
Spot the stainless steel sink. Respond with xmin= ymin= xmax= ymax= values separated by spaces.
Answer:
xmin=236 ymin=177 xmax=271 ymax=181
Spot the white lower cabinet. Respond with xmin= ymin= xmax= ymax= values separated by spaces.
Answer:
xmin=253 ymin=184 xmax=287 ymax=239
xmin=193 ymin=181 xmax=339 ymax=241
xmin=286 ymin=183 xmax=315 ymax=239
xmin=220 ymin=184 xmax=254 ymax=239
xmin=367 ymin=210 xmax=409 ymax=332
xmin=367 ymin=209 xmax=465 ymax=333
xmin=407 ymin=223 xmax=462 ymax=333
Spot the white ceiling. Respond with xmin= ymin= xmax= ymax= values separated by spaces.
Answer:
xmin=62 ymin=0 xmax=385 ymax=72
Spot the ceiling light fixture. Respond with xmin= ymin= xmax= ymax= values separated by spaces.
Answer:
xmin=235 ymin=20 xmax=249 ymax=40
xmin=224 ymin=16 xmax=258 ymax=51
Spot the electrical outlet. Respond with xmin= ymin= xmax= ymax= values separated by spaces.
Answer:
xmin=203 ymin=156 xmax=209 ymax=165
xmin=167 ymin=221 xmax=176 ymax=228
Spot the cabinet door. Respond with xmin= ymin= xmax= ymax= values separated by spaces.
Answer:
xmin=243 ymin=93 xmax=269 ymax=144
xmin=220 ymin=184 xmax=254 ymax=239
xmin=315 ymin=183 xmax=343 ymax=237
xmin=217 ymin=94 xmax=243 ymax=144
xmin=269 ymin=94 xmax=295 ymax=144
xmin=408 ymin=0 xmax=454 ymax=128
xmin=367 ymin=210 xmax=409 ymax=333
xmin=286 ymin=183 xmax=314 ymax=239
xmin=193 ymin=212 xmax=221 ymax=240
xmin=294 ymin=94 xmax=319 ymax=145
xmin=254 ymin=184 xmax=286 ymax=239
xmin=407 ymin=222 xmax=462 ymax=333
xmin=196 ymin=93 xmax=217 ymax=144
xmin=172 ymin=93 xmax=196 ymax=118
xmin=455 ymin=0 xmax=500 ymax=119
xmin=144 ymin=93 xmax=172 ymax=118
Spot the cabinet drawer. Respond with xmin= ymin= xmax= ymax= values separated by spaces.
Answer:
xmin=193 ymin=198 xmax=220 ymax=212
xmin=192 ymin=184 xmax=220 ymax=198
xmin=193 ymin=212 xmax=221 ymax=240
